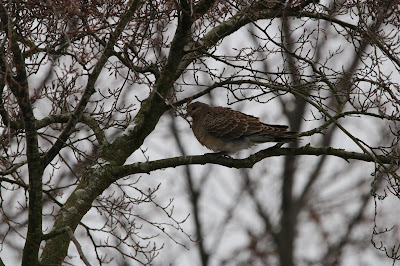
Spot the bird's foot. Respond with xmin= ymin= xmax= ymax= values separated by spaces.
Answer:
xmin=205 ymin=151 xmax=232 ymax=158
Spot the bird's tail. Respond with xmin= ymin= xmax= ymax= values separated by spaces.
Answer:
xmin=251 ymin=123 xmax=300 ymax=143
xmin=271 ymin=131 xmax=300 ymax=142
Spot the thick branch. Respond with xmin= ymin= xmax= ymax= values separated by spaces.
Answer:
xmin=2 ymin=5 xmax=45 ymax=265
xmin=115 ymin=145 xmax=396 ymax=177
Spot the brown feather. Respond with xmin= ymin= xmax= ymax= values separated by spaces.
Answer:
xmin=186 ymin=102 xmax=299 ymax=154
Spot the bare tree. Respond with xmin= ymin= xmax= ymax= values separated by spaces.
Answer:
xmin=1 ymin=0 xmax=400 ymax=265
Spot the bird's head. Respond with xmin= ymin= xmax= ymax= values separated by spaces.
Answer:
xmin=186 ymin=102 xmax=208 ymax=118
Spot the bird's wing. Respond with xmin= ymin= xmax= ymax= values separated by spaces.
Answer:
xmin=204 ymin=107 xmax=265 ymax=141
xmin=260 ymin=123 xmax=289 ymax=135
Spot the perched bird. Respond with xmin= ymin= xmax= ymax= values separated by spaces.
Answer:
xmin=186 ymin=102 xmax=299 ymax=155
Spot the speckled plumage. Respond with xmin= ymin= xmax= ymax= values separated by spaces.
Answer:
xmin=186 ymin=102 xmax=299 ymax=154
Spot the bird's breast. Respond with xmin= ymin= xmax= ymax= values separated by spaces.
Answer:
xmin=192 ymin=120 xmax=254 ymax=154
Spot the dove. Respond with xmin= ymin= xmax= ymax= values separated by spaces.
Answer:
xmin=186 ymin=102 xmax=299 ymax=155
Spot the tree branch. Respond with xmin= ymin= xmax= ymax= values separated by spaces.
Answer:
xmin=42 ymin=0 xmax=142 ymax=166
xmin=114 ymin=145 xmax=397 ymax=178
xmin=0 ymin=176 xmax=28 ymax=189
xmin=298 ymin=10 xmax=400 ymax=70
xmin=2 ymin=4 xmax=45 ymax=264
xmin=66 ymin=227 xmax=92 ymax=266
